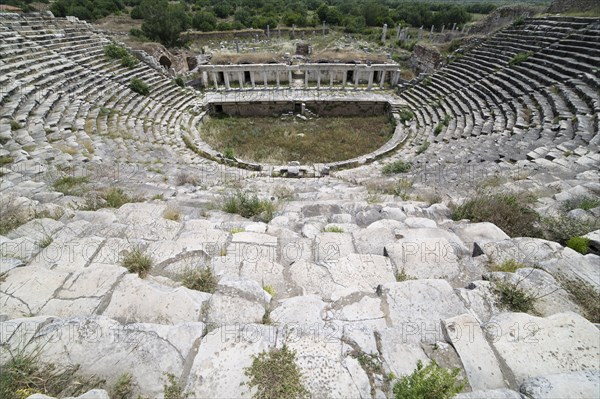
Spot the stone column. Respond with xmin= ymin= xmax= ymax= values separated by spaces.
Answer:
xmin=329 ymin=73 xmax=333 ymax=89
xmin=441 ymin=24 xmax=445 ymax=34
xmin=304 ymin=71 xmax=308 ymax=89
xmin=212 ymin=72 xmax=218 ymax=90
xmin=418 ymin=26 xmax=423 ymax=41
xmin=381 ymin=23 xmax=387 ymax=42
xmin=396 ymin=25 xmax=401 ymax=40
xmin=224 ymin=71 xmax=230 ymax=90
xmin=288 ymin=70 xmax=293 ymax=88
xmin=322 ymin=21 xmax=326 ymax=36
xmin=292 ymin=24 xmax=296 ymax=39
xmin=354 ymin=69 xmax=359 ymax=87
xmin=263 ymin=71 xmax=268 ymax=89
xmin=238 ymin=71 xmax=244 ymax=89
xmin=235 ymin=41 xmax=240 ymax=53
xmin=342 ymin=70 xmax=347 ymax=89
xmin=250 ymin=71 xmax=256 ymax=89
xmin=430 ymin=25 xmax=434 ymax=41
xmin=317 ymin=70 xmax=321 ymax=89
xmin=452 ymin=22 xmax=457 ymax=31
xmin=267 ymin=25 xmax=270 ymax=38
xmin=276 ymin=72 xmax=280 ymax=89
xmin=367 ymin=70 xmax=374 ymax=90
xmin=379 ymin=70 xmax=386 ymax=89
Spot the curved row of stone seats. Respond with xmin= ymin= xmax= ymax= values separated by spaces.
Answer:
xmin=1 ymin=13 xmax=203 ymax=166
xmin=398 ymin=16 xmax=599 ymax=163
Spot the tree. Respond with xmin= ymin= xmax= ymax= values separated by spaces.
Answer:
xmin=192 ymin=10 xmax=217 ymax=31
xmin=139 ymin=0 xmax=189 ymax=47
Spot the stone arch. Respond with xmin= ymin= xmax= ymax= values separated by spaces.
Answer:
xmin=159 ymin=55 xmax=172 ymax=69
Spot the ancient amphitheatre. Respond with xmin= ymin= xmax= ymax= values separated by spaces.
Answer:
xmin=0 ymin=0 xmax=599 ymax=398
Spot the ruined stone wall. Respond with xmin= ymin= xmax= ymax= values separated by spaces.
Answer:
xmin=548 ymin=0 xmax=600 ymax=13
xmin=410 ymin=44 xmax=442 ymax=75
xmin=213 ymin=101 xmax=389 ymax=117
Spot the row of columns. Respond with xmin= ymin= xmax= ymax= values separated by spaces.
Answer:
xmin=208 ymin=68 xmax=400 ymax=91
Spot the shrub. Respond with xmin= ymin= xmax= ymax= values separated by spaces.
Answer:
xmin=566 ymin=236 xmax=590 ymax=254
xmin=37 ymin=235 xmax=53 ymax=249
xmin=442 ymin=114 xmax=451 ymax=126
xmin=323 ymin=226 xmax=344 ymax=233
xmin=489 ymin=259 xmax=526 ymax=273
xmin=542 ymin=214 xmax=600 ymax=245
xmin=422 ymin=76 xmax=432 ymax=86
xmin=508 ymin=51 xmax=533 ymax=66
xmin=392 ymin=360 xmax=465 ymax=399
xmin=181 ymin=267 xmax=217 ymax=293
xmin=0 ymin=200 xmax=28 ymax=235
xmin=223 ymin=191 xmax=276 ymax=222
xmin=52 ymin=176 xmax=89 ymax=196
xmin=174 ymin=76 xmax=185 ymax=87
xmin=399 ymin=109 xmax=414 ymax=122
xmin=451 ymin=194 xmax=542 ymax=238
xmin=382 ymin=160 xmax=412 ymax=175
xmin=493 ymin=280 xmax=536 ymax=313
xmin=433 ymin=123 xmax=443 ymax=136
xmin=130 ymin=78 xmax=150 ymax=96
xmin=244 ymin=345 xmax=308 ymax=399
xmin=120 ymin=56 xmax=137 ymax=68
xmin=122 ymin=247 xmax=153 ymax=278
xmin=104 ymin=43 xmax=129 ymax=59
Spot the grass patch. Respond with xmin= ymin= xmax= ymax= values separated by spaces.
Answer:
xmin=416 ymin=140 xmax=430 ymax=155
xmin=10 ymin=120 xmax=22 ymax=131
xmin=163 ymin=206 xmax=181 ymax=222
xmin=229 ymin=227 xmax=245 ymax=234
xmin=323 ymin=226 xmax=344 ymax=233
xmin=175 ymin=76 xmax=185 ymax=87
xmin=493 ymin=279 xmax=536 ymax=313
xmin=164 ymin=373 xmax=187 ymax=399
xmin=175 ymin=171 xmax=198 ymax=186
xmin=0 ymin=202 xmax=28 ymax=236
xmin=122 ymin=247 xmax=153 ymax=278
xmin=37 ymin=235 xmax=53 ymax=249
xmin=561 ymin=196 xmax=600 ymax=212
xmin=566 ymin=236 xmax=590 ymax=255
xmin=433 ymin=123 xmax=443 ymax=136
xmin=223 ymin=191 xmax=276 ymax=222
xmin=105 ymin=188 xmax=138 ymax=208
xmin=244 ymin=345 xmax=308 ymax=399
xmin=382 ymin=160 xmax=412 ymax=175
xmin=560 ymin=278 xmax=600 ymax=323
xmin=263 ymin=285 xmax=276 ymax=297
xmin=181 ymin=267 xmax=218 ymax=293
xmin=130 ymin=78 xmax=150 ymax=96
xmin=395 ymin=268 xmax=415 ymax=282
xmin=489 ymin=258 xmax=526 ymax=273
xmin=111 ymin=373 xmax=134 ymax=399
xmin=451 ymin=194 xmax=542 ymax=238
xmin=52 ymin=176 xmax=89 ymax=196
xmin=0 ymin=351 xmax=104 ymax=399
xmin=392 ymin=360 xmax=465 ymax=399
xmin=0 ymin=155 xmax=15 ymax=167
xmin=201 ymin=115 xmax=394 ymax=164
xmin=508 ymin=51 xmax=533 ymax=66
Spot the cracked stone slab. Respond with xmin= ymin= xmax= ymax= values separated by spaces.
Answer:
xmin=289 ymin=254 xmax=395 ymax=300
xmin=487 ymin=312 xmax=600 ymax=387
xmin=381 ymin=280 xmax=469 ymax=344
xmin=376 ymin=327 xmax=429 ymax=377
xmin=0 ymin=316 xmax=196 ymax=398
xmin=314 ymin=232 xmax=356 ymax=263
xmin=442 ymin=313 xmax=505 ymax=390
xmin=103 ymin=274 xmax=211 ymax=324
xmin=454 ymin=389 xmax=524 ymax=399
xmin=519 ymin=370 xmax=600 ymax=399
xmin=0 ymin=266 xmax=70 ymax=318
xmin=385 ymin=237 xmax=461 ymax=281
xmin=28 ymin=236 xmax=105 ymax=272
xmin=185 ymin=324 xmax=276 ymax=398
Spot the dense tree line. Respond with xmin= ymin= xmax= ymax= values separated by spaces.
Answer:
xmin=47 ymin=1 xmax=502 ymax=46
